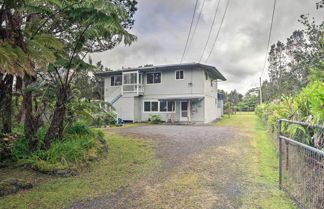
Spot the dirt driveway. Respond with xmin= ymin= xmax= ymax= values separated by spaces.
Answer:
xmin=68 ymin=120 xmax=295 ymax=209
xmin=68 ymin=125 xmax=245 ymax=209
xmin=112 ymin=125 xmax=236 ymax=169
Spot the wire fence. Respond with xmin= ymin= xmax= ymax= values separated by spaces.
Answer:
xmin=278 ymin=119 xmax=324 ymax=209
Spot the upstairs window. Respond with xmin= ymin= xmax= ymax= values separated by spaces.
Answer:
xmin=111 ymin=75 xmax=122 ymax=86
xmin=123 ymin=72 xmax=137 ymax=84
xmin=147 ymin=72 xmax=161 ymax=84
xmin=175 ymin=70 xmax=184 ymax=80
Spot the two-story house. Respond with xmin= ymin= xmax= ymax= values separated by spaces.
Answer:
xmin=96 ymin=63 xmax=226 ymax=123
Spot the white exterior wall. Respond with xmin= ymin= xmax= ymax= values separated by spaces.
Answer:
xmin=203 ymin=71 xmax=221 ymax=122
xmin=103 ymin=67 xmax=223 ymax=123
xmin=113 ymin=96 xmax=135 ymax=121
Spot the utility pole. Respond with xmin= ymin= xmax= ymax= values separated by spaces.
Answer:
xmin=259 ymin=77 xmax=263 ymax=104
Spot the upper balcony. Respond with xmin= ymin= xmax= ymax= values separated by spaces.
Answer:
xmin=121 ymin=71 xmax=144 ymax=95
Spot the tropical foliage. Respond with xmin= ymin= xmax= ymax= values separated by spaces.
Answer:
xmin=256 ymin=81 xmax=324 ymax=149
xmin=255 ymin=15 xmax=324 ymax=149
xmin=0 ymin=0 xmax=138 ymax=170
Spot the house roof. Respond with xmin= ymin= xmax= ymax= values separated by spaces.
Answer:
xmin=95 ymin=63 xmax=226 ymax=81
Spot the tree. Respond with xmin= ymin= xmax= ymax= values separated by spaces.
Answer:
xmin=227 ymin=90 xmax=243 ymax=105
xmin=74 ymin=61 xmax=110 ymax=101
xmin=263 ymin=14 xmax=323 ymax=102
xmin=0 ymin=0 xmax=62 ymax=138
xmin=38 ymin=0 xmax=137 ymax=148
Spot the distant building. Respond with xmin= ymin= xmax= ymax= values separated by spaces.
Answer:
xmin=96 ymin=63 xmax=226 ymax=123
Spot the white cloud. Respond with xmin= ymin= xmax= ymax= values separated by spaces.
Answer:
xmin=91 ymin=0 xmax=324 ymax=94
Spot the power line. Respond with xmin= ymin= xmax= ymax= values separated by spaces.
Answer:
xmin=180 ymin=0 xmax=199 ymax=63
xmin=186 ymin=0 xmax=206 ymax=55
xmin=259 ymin=0 xmax=277 ymax=105
xmin=199 ymin=0 xmax=222 ymax=62
xmin=260 ymin=0 xmax=277 ymax=78
xmin=204 ymin=0 xmax=231 ymax=63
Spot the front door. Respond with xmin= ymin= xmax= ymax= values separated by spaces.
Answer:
xmin=180 ymin=101 xmax=188 ymax=121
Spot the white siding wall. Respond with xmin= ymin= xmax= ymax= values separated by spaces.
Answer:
xmin=103 ymin=68 xmax=222 ymax=122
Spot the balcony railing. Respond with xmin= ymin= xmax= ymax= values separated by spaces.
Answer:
xmin=122 ymin=84 xmax=144 ymax=94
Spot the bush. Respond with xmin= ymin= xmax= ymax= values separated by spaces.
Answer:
xmin=255 ymin=81 xmax=324 ymax=149
xmin=65 ymin=120 xmax=91 ymax=135
xmin=11 ymin=137 xmax=31 ymax=161
xmin=150 ymin=115 xmax=161 ymax=124
xmin=9 ymin=122 xmax=107 ymax=174
xmin=20 ymin=130 xmax=107 ymax=174
xmin=30 ymin=134 xmax=97 ymax=165
xmin=92 ymin=112 xmax=117 ymax=127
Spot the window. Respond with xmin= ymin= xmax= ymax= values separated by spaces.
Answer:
xmin=144 ymin=101 xmax=175 ymax=112
xmin=168 ymin=101 xmax=175 ymax=112
xmin=176 ymin=70 xmax=184 ymax=80
xmin=111 ymin=75 xmax=122 ymax=86
xmin=151 ymin=102 xmax=158 ymax=111
xmin=144 ymin=102 xmax=151 ymax=112
xmin=160 ymin=101 xmax=167 ymax=112
xmin=123 ymin=72 xmax=137 ymax=84
xmin=147 ymin=72 xmax=161 ymax=84
xmin=144 ymin=101 xmax=158 ymax=112
xmin=205 ymin=72 xmax=208 ymax=80
xmin=159 ymin=101 xmax=175 ymax=112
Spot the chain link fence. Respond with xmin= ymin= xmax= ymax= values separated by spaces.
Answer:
xmin=278 ymin=119 xmax=324 ymax=209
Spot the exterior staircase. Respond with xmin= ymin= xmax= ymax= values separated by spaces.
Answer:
xmin=109 ymin=86 xmax=123 ymax=105
xmin=111 ymin=94 xmax=122 ymax=104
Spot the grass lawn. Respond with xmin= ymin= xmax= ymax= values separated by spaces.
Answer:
xmin=0 ymin=132 xmax=159 ymax=209
xmin=0 ymin=113 xmax=297 ymax=209
xmin=216 ymin=112 xmax=297 ymax=209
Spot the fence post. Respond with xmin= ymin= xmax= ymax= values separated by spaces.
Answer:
xmin=278 ymin=120 xmax=282 ymax=189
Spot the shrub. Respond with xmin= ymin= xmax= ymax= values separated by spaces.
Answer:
xmin=65 ymin=120 xmax=91 ymax=135
xmin=10 ymin=124 xmax=107 ymax=174
xmin=11 ymin=137 xmax=31 ymax=161
xmin=255 ymin=81 xmax=324 ymax=149
xmin=92 ymin=112 xmax=117 ymax=127
xmin=20 ymin=131 xmax=106 ymax=173
xmin=31 ymin=134 xmax=97 ymax=165
xmin=150 ymin=115 xmax=161 ymax=124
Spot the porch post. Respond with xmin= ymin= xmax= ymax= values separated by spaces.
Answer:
xmin=136 ymin=71 xmax=139 ymax=95
xmin=171 ymin=101 xmax=175 ymax=123
xmin=187 ymin=100 xmax=191 ymax=122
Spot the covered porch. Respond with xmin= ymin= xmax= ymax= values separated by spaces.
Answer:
xmin=158 ymin=96 xmax=204 ymax=123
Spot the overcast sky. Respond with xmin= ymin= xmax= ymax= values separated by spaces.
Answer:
xmin=92 ymin=0 xmax=323 ymax=94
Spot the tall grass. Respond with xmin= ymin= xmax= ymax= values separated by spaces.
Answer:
xmin=11 ymin=120 xmax=105 ymax=172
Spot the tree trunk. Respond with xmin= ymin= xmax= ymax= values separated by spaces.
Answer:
xmin=44 ymin=86 xmax=71 ymax=149
xmin=0 ymin=74 xmax=13 ymax=133
xmin=23 ymin=75 xmax=40 ymax=151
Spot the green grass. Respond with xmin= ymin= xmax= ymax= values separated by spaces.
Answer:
xmin=0 ymin=132 xmax=159 ymax=209
xmin=216 ymin=112 xmax=297 ymax=209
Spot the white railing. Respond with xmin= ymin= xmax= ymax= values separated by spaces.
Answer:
xmin=122 ymin=84 xmax=144 ymax=94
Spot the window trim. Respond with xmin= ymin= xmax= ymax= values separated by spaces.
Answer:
xmin=122 ymin=71 xmax=138 ymax=85
xmin=175 ymin=70 xmax=184 ymax=80
xmin=143 ymin=100 xmax=176 ymax=113
xmin=143 ymin=100 xmax=159 ymax=113
xmin=160 ymin=101 xmax=176 ymax=113
xmin=110 ymin=75 xmax=122 ymax=86
xmin=146 ymin=72 xmax=162 ymax=85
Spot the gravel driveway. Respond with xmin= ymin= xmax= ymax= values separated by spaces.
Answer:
xmin=68 ymin=125 xmax=242 ymax=209
xmin=110 ymin=125 xmax=236 ymax=169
